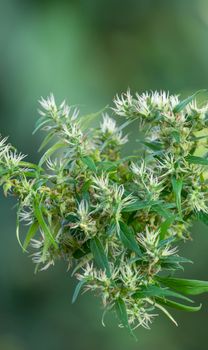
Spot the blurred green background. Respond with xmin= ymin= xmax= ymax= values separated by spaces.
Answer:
xmin=1 ymin=0 xmax=208 ymax=349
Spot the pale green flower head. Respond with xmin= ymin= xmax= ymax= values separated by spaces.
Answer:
xmin=1 ymin=90 xmax=208 ymax=339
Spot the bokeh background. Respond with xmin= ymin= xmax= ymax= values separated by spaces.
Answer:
xmin=1 ymin=0 xmax=208 ymax=349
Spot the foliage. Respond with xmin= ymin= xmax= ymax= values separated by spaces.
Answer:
xmin=1 ymin=91 xmax=208 ymax=337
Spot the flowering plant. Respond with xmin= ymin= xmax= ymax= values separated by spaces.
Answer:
xmin=1 ymin=90 xmax=208 ymax=338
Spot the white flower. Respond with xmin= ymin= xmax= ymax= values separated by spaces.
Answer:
xmin=119 ymin=265 xmax=141 ymax=291
xmin=126 ymin=301 xmax=157 ymax=330
xmin=100 ymin=114 xmax=128 ymax=145
xmin=113 ymin=90 xmax=180 ymax=118
xmin=71 ymin=200 xmax=97 ymax=237
xmin=137 ymin=227 xmax=159 ymax=256
xmin=92 ymin=173 xmax=110 ymax=193
xmin=112 ymin=89 xmax=135 ymax=117
xmin=100 ymin=114 xmax=117 ymax=134
xmin=19 ymin=206 xmax=34 ymax=225
xmin=131 ymin=161 xmax=146 ymax=177
xmin=38 ymin=94 xmax=79 ymax=122
xmin=3 ymin=150 xmax=26 ymax=167
xmin=186 ymin=100 xmax=208 ymax=116
xmin=39 ymin=93 xmax=57 ymax=113
xmin=186 ymin=189 xmax=208 ymax=213
xmin=61 ymin=123 xmax=83 ymax=143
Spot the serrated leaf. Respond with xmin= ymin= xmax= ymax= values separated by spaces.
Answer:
xmin=72 ymin=279 xmax=86 ymax=304
xmin=23 ymin=221 xmax=39 ymax=251
xmin=81 ymin=156 xmax=96 ymax=172
xmin=155 ymin=297 xmax=201 ymax=312
xmin=39 ymin=142 xmax=66 ymax=166
xmin=173 ymin=90 xmax=205 ymax=114
xmin=171 ymin=177 xmax=183 ymax=215
xmin=119 ymin=222 xmax=142 ymax=257
xmin=157 ymin=276 xmax=208 ymax=296
xmin=186 ymin=155 xmax=208 ymax=165
xmin=33 ymin=200 xmax=58 ymax=248
xmin=90 ymin=237 xmax=111 ymax=277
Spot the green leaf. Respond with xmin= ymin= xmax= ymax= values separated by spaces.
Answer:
xmin=72 ymin=279 xmax=86 ymax=304
xmin=81 ymin=156 xmax=96 ymax=172
xmin=196 ymin=211 xmax=208 ymax=225
xmin=33 ymin=200 xmax=58 ymax=248
xmin=151 ymin=203 xmax=173 ymax=219
xmin=143 ymin=141 xmax=163 ymax=151
xmin=80 ymin=106 xmax=107 ymax=130
xmin=171 ymin=177 xmax=183 ymax=214
xmin=90 ymin=237 xmax=111 ymax=278
xmin=119 ymin=222 xmax=142 ymax=257
xmin=186 ymin=155 xmax=208 ymax=165
xmin=97 ymin=161 xmax=118 ymax=172
xmin=155 ymin=297 xmax=201 ymax=312
xmin=39 ymin=142 xmax=66 ymax=166
xmin=19 ymin=161 xmax=43 ymax=171
xmin=115 ymin=298 xmax=136 ymax=339
xmin=121 ymin=200 xmax=151 ymax=213
xmin=23 ymin=221 xmax=39 ymax=251
xmin=173 ymin=90 xmax=206 ymax=114
xmin=157 ymin=276 xmax=208 ymax=296
xmin=133 ymin=285 xmax=193 ymax=303
xmin=159 ymin=216 xmax=176 ymax=240
xmin=33 ymin=117 xmax=50 ymax=134
xmin=160 ymin=255 xmax=193 ymax=265
xmin=171 ymin=131 xmax=180 ymax=143
xmin=38 ymin=131 xmax=55 ymax=152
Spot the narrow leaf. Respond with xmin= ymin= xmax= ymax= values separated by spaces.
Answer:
xmin=115 ymin=298 xmax=135 ymax=338
xmin=90 ymin=237 xmax=111 ymax=277
xmin=151 ymin=203 xmax=172 ymax=219
xmin=186 ymin=155 xmax=208 ymax=165
xmin=38 ymin=131 xmax=55 ymax=152
xmin=173 ymin=90 xmax=205 ymax=114
xmin=156 ymin=297 xmax=201 ymax=312
xmin=81 ymin=156 xmax=96 ymax=172
xmin=33 ymin=117 xmax=50 ymax=134
xmin=133 ymin=285 xmax=193 ymax=303
xmin=72 ymin=279 xmax=86 ymax=304
xmin=80 ymin=107 xmax=107 ymax=129
xmin=23 ymin=221 xmax=39 ymax=251
xmin=144 ymin=141 xmax=163 ymax=151
xmin=159 ymin=216 xmax=176 ymax=240
xmin=122 ymin=200 xmax=151 ymax=213
xmin=196 ymin=211 xmax=208 ymax=225
xmin=157 ymin=276 xmax=208 ymax=296
xmin=171 ymin=177 xmax=183 ymax=214
xmin=33 ymin=201 xmax=58 ymax=248
xmin=39 ymin=142 xmax=66 ymax=166
xmin=119 ymin=222 xmax=142 ymax=256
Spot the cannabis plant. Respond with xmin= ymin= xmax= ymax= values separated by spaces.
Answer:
xmin=1 ymin=90 xmax=208 ymax=337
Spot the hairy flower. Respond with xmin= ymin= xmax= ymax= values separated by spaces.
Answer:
xmin=1 ymin=91 xmax=208 ymax=337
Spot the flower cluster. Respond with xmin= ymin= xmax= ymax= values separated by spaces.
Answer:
xmin=1 ymin=91 xmax=208 ymax=338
